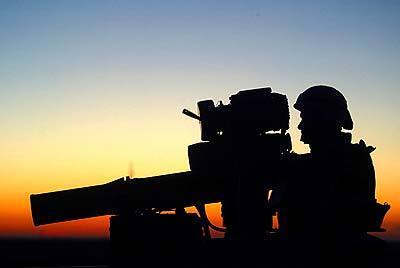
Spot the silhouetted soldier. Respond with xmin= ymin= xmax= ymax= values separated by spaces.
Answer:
xmin=279 ymin=85 xmax=378 ymax=266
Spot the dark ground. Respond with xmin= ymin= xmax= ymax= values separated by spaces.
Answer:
xmin=0 ymin=238 xmax=398 ymax=268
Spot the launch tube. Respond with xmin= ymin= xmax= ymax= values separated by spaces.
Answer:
xmin=30 ymin=171 xmax=224 ymax=226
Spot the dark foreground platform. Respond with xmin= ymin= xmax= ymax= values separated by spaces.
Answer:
xmin=0 ymin=238 xmax=398 ymax=268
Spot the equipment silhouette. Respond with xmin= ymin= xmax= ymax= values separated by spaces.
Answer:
xmin=29 ymin=86 xmax=389 ymax=267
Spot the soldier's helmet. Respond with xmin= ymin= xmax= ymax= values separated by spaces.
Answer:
xmin=294 ymin=85 xmax=353 ymax=130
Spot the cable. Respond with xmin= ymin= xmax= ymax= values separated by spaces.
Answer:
xmin=195 ymin=203 xmax=226 ymax=233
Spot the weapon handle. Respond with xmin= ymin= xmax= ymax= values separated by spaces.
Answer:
xmin=182 ymin=109 xmax=201 ymax=121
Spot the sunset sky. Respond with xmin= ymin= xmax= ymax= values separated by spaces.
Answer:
xmin=0 ymin=1 xmax=399 ymax=239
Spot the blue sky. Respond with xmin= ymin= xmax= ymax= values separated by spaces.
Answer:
xmin=1 ymin=0 xmax=399 ymax=145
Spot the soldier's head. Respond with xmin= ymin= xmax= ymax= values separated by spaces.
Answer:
xmin=294 ymin=85 xmax=353 ymax=145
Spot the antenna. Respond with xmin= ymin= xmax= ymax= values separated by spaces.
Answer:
xmin=128 ymin=161 xmax=135 ymax=179
xmin=182 ymin=109 xmax=201 ymax=121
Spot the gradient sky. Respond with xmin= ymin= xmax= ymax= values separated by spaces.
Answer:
xmin=0 ymin=0 xmax=399 ymax=239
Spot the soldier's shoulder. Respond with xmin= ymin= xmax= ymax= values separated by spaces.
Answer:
xmin=349 ymin=139 xmax=376 ymax=155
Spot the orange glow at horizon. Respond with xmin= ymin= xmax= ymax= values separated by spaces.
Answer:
xmin=2 ymin=185 xmax=398 ymax=239
xmin=0 ymin=202 xmax=224 ymax=238
xmin=0 ymin=136 xmax=399 ymax=239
